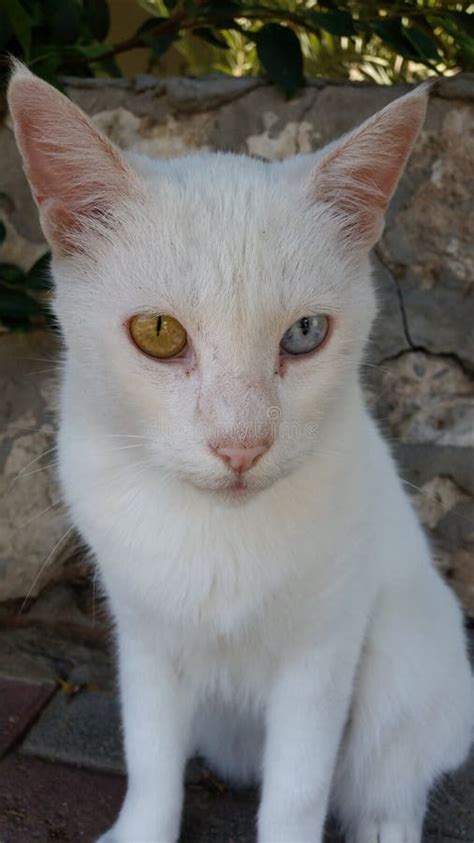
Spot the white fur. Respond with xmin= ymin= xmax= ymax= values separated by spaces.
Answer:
xmin=8 ymin=68 xmax=473 ymax=843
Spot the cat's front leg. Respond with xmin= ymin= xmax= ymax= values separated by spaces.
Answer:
xmin=98 ymin=613 xmax=193 ymax=843
xmin=258 ymin=639 xmax=359 ymax=843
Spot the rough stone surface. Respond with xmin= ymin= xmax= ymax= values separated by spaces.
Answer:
xmin=0 ymin=676 xmax=55 ymax=757
xmin=0 ymin=331 xmax=73 ymax=602
xmin=21 ymin=688 xmax=124 ymax=774
xmin=3 ymin=746 xmax=474 ymax=843
xmin=0 ymin=753 xmax=125 ymax=842
xmin=0 ymin=74 xmax=473 ymax=613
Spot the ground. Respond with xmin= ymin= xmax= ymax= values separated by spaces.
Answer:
xmin=0 ymin=582 xmax=473 ymax=843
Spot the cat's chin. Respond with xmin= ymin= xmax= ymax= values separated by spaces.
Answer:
xmin=219 ymin=480 xmax=256 ymax=502
xmin=190 ymin=475 xmax=269 ymax=502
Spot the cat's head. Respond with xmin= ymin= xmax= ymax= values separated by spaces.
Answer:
xmin=8 ymin=64 xmax=428 ymax=498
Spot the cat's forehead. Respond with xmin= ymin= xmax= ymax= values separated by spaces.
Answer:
xmin=116 ymin=151 xmax=345 ymax=319
xmin=134 ymin=152 xmax=293 ymax=237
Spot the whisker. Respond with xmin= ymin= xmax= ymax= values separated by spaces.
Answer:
xmin=17 ymin=524 xmax=75 ymax=617
xmin=8 ymin=425 xmax=57 ymax=434
xmin=11 ymin=461 xmax=59 ymax=481
xmin=106 ymin=443 xmax=147 ymax=452
xmin=92 ymin=433 xmax=152 ymax=441
xmin=19 ymin=499 xmax=63 ymax=529
xmin=10 ymin=445 xmax=57 ymax=486
xmin=400 ymin=477 xmax=474 ymax=528
xmin=18 ymin=355 xmax=62 ymax=364
xmin=23 ymin=367 xmax=62 ymax=377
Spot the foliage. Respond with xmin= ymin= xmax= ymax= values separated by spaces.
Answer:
xmin=0 ymin=0 xmax=473 ymax=94
xmin=0 ymin=0 xmax=473 ymax=327
xmin=0 ymin=228 xmax=52 ymax=330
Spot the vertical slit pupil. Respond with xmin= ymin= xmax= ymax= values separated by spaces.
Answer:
xmin=156 ymin=316 xmax=162 ymax=336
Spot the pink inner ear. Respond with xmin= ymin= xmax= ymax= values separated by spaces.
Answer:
xmin=8 ymin=72 xmax=136 ymax=252
xmin=311 ymin=88 xmax=429 ymax=247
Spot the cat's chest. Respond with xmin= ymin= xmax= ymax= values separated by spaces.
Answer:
xmin=165 ymin=617 xmax=282 ymax=705
xmin=68 ymin=459 xmax=342 ymax=625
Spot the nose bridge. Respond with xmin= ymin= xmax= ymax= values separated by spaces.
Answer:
xmin=199 ymin=364 xmax=277 ymax=446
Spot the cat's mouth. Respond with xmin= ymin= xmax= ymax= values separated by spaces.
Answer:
xmin=216 ymin=474 xmax=267 ymax=501
xmin=187 ymin=465 xmax=273 ymax=499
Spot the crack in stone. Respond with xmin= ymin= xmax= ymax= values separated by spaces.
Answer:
xmin=391 ymin=270 xmax=413 ymax=349
xmin=381 ymin=344 xmax=474 ymax=380
xmin=388 ymin=273 xmax=474 ymax=379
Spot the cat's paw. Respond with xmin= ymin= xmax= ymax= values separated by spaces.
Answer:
xmin=347 ymin=820 xmax=422 ymax=843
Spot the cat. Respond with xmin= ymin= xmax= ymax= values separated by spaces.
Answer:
xmin=8 ymin=62 xmax=473 ymax=843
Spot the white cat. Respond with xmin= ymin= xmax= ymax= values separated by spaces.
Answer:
xmin=8 ymin=63 xmax=473 ymax=843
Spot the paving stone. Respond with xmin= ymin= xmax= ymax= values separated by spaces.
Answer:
xmin=0 ymin=753 xmax=125 ymax=842
xmin=0 ymin=623 xmax=115 ymax=688
xmin=2 ymin=750 xmax=473 ymax=843
xmin=16 ymin=680 xmax=474 ymax=842
xmin=20 ymin=688 xmax=124 ymax=774
xmin=0 ymin=675 xmax=56 ymax=758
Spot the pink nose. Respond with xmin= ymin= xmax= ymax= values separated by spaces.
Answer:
xmin=213 ymin=443 xmax=270 ymax=474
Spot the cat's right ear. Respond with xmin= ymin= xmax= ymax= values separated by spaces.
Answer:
xmin=298 ymin=85 xmax=430 ymax=251
xmin=7 ymin=62 xmax=140 ymax=255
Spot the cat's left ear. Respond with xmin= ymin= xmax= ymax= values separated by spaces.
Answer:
xmin=7 ymin=62 xmax=141 ymax=255
xmin=308 ymin=84 xmax=430 ymax=250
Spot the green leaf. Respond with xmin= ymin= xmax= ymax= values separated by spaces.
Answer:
xmin=0 ymin=8 xmax=12 ymax=50
xmin=0 ymin=263 xmax=26 ymax=284
xmin=255 ymin=23 xmax=304 ymax=97
xmin=28 ymin=50 xmax=63 ymax=86
xmin=0 ymin=284 xmax=43 ymax=318
xmin=373 ymin=20 xmax=421 ymax=61
xmin=137 ymin=18 xmax=177 ymax=58
xmin=184 ymin=0 xmax=198 ymax=15
xmin=445 ymin=11 xmax=474 ymax=39
xmin=0 ymin=221 xmax=6 ymax=245
xmin=84 ymin=0 xmax=110 ymax=41
xmin=403 ymin=27 xmax=439 ymax=62
xmin=199 ymin=0 xmax=241 ymax=13
xmin=307 ymin=10 xmax=355 ymax=38
xmin=47 ymin=0 xmax=82 ymax=45
xmin=26 ymin=252 xmax=52 ymax=290
xmin=0 ymin=0 xmax=32 ymax=56
xmin=75 ymin=42 xmax=109 ymax=58
xmin=193 ymin=27 xmax=228 ymax=49
xmin=97 ymin=55 xmax=122 ymax=77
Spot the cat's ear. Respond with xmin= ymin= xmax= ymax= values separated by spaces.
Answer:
xmin=309 ymin=84 xmax=430 ymax=250
xmin=7 ymin=62 xmax=140 ymax=254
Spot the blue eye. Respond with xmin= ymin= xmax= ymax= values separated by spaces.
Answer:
xmin=280 ymin=315 xmax=329 ymax=356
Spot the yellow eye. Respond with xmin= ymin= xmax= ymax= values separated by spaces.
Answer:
xmin=130 ymin=313 xmax=188 ymax=359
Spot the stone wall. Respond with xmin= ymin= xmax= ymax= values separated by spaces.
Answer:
xmin=1 ymin=75 xmax=473 ymax=613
